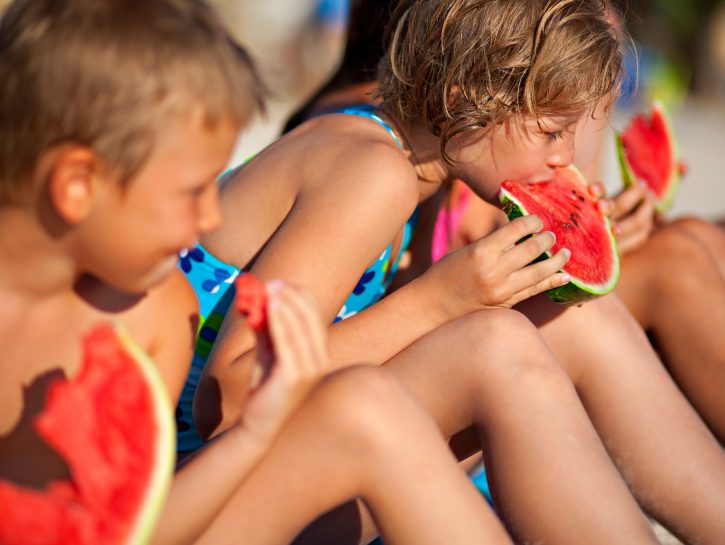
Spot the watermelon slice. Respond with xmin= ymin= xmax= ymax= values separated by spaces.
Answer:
xmin=616 ymin=100 xmax=682 ymax=213
xmin=0 ymin=324 xmax=175 ymax=545
xmin=499 ymin=165 xmax=620 ymax=305
xmin=235 ymin=273 xmax=268 ymax=332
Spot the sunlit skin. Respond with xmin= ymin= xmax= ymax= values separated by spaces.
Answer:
xmin=0 ymin=110 xmax=235 ymax=438
xmin=445 ymin=115 xmax=580 ymax=202
xmin=194 ymin=80 xmax=725 ymax=543
xmin=236 ymin=0 xmax=725 ymax=538
xmin=401 ymin=112 xmax=725 ymax=543
xmin=75 ymin=118 xmax=230 ymax=295
xmin=192 ymin=104 xmax=676 ymax=545
xmin=0 ymin=104 xmax=519 ymax=545
xmin=441 ymin=107 xmax=725 ymax=444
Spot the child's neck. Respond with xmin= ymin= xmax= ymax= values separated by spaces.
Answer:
xmin=0 ymin=206 xmax=80 ymax=299
xmin=387 ymin=115 xmax=456 ymax=194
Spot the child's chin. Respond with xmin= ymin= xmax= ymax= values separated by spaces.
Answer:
xmin=113 ymin=257 xmax=179 ymax=294
xmin=147 ymin=256 xmax=180 ymax=285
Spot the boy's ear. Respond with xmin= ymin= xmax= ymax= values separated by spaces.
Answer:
xmin=47 ymin=146 xmax=102 ymax=224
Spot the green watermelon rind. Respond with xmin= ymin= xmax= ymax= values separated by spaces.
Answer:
xmin=113 ymin=324 xmax=176 ymax=545
xmin=615 ymin=99 xmax=681 ymax=214
xmin=498 ymin=170 xmax=620 ymax=306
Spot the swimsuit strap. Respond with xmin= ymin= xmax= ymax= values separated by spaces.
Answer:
xmin=338 ymin=104 xmax=404 ymax=150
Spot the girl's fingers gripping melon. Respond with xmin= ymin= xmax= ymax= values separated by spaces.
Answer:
xmin=498 ymin=165 xmax=620 ymax=306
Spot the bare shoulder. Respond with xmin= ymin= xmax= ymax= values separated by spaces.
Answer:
xmin=298 ymin=114 xmax=421 ymax=218
xmin=124 ymin=270 xmax=197 ymax=333
xmin=123 ymin=269 xmax=198 ymax=401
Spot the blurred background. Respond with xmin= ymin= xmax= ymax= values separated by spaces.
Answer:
xmin=1 ymin=0 xmax=722 ymax=219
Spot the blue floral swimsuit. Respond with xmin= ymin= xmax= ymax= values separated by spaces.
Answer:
xmin=175 ymin=105 xmax=419 ymax=452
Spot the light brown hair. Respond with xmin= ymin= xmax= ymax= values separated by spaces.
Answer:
xmin=377 ymin=0 xmax=623 ymax=161
xmin=0 ymin=0 xmax=265 ymax=204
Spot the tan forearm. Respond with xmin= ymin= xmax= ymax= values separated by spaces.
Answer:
xmin=151 ymin=426 xmax=270 ymax=545
xmin=328 ymin=272 xmax=454 ymax=367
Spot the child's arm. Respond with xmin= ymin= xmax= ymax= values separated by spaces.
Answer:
xmin=151 ymin=282 xmax=329 ymax=545
xmin=200 ymin=151 xmax=569 ymax=435
xmin=326 ymin=213 xmax=570 ymax=364
xmin=132 ymin=270 xmax=201 ymax=403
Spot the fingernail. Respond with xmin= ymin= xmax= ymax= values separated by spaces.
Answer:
xmin=531 ymin=215 xmax=543 ymax=230
xmin=613 ymin=225 xmax=623 ymax=236
xmin=561 ymin=247 xmax=571 ymax=259
xmin=545 ymin=230 xmax=556 ymax=243
xmin=267 ymin=279 xmax=284 ymax=294
xmin=560 ymin=273 xmax=571 ymax=284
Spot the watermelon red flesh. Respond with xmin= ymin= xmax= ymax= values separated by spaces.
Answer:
xmin=617 ymin=101 xmax=681 ymax=212
xmin=235 ymin=273 xmax=268 ymax=332
xmin=499 ymin=166 xmax=620 ymax=304
xmin=0 ymin=325 xmax=175 ymax=545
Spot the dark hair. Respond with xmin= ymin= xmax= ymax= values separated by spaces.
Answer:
xmin=0 ymin=0 xmax=265 ymax=203
xmin=283 ymin=0 xmax=396 ymax=133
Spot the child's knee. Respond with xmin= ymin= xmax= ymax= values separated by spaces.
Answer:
xmin=669 ymin=216 xmax=723 ymax=244
xmin=465 ymin=309 xmax=553 ymax=362
xmin=456 ymin=309 xmax=569 ymax=393
xmin=309 ymin=365 xmax=433 ymax=451
xmin=648 ymin=219 xmax=722 ymax=295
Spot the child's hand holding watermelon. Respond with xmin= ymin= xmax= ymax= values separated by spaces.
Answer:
xmin=234 ymin=275 xmax=331 ymax=443
xmin=588 ymin=178 xmax=663 ymax=256
xmin=608 ymin=183 xmax=660 ymax=255
xmin=424 ymin=214 xmax=572 ymax=315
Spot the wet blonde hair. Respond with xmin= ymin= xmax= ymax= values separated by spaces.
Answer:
xmin=377 ymin=0 xmax=623 ymax=161
xmin=0 ymin=0 xmax=265 ymax=204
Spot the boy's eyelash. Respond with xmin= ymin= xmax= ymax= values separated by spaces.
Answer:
xmin=547 ymin=131 xmax=564 ymax=141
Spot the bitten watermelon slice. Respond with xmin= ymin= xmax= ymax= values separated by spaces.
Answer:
xmin=235 ymin=273 xmax=268 ymax=332
xmin=499 ymin=165 xmax=620 ymax=305
xmin=0 ymin=325 xmax=175 ymax=545
xmin=616 ymin=100 xmax=682 ymax=213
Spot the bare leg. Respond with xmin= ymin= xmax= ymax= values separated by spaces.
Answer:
xmin=616 ymin=218 xmax=725 ymax=442
xmin=520 ymin=294 xmax=725 ymax=544
xmin=669 ymin=217 xmax=725 ymax=278
xmin=194 ymin=365 xmax=509 ymax=545
xmin=385 ymin=309 xmax=656 ymax=545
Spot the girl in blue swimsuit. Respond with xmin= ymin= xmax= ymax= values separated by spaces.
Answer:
xmin=176 ymin=106 xmax=418 ymax=452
